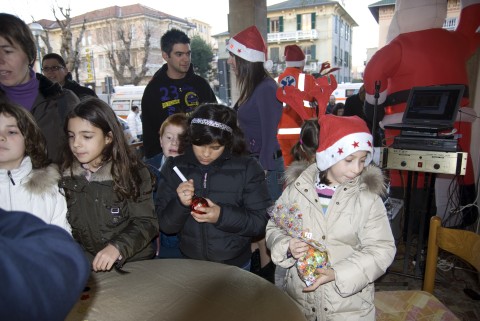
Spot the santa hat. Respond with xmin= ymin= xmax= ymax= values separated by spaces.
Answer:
xmin=227 ymin=26 xmax=273 ymax=70
xmin=285 ymin=45 xmax=305 ymax=68
xmin=316 ymin=114 xmax=373 ymax=171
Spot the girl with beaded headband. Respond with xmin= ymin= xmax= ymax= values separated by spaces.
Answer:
xmin=156 ymin=103 xmax=272 ymax=270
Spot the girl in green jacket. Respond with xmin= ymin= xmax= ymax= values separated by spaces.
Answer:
xmin=60 ymin=98 xmax=158 ymax=272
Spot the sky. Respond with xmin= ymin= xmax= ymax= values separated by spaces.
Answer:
xmin=2 ymin=0 xmax=379 ymax=68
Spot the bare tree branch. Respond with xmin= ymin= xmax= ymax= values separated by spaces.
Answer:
xmin=107 ymin=22 xmax=152 ymax=85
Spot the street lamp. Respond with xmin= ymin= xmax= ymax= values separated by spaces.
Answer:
xmin=28 ymin=22 xmax=44 ymax=71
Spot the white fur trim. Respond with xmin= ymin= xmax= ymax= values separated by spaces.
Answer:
xmin=316 ymin=132 xmax=373 ymax=171
xmin=286 ymin=60 xmax=306 ymax=68
xmin=227 ymin=37 xmax=266 ymax=62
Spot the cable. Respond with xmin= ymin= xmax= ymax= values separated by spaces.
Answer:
xmin=458 ymin=109 xmax=480 ymax=119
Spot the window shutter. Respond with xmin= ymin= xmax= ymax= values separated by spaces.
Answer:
xmin=311 ymin=13 xmax=316 ymax=29
xmin=267 ymin=18 xmax=270 ymax=33
xmin=296 ymin=14 xmax=301 ymax=30
xmin=279 ymin=16 xmax=284 ymax=32
xmin=311 ymin=44 xmax=316 ymax=60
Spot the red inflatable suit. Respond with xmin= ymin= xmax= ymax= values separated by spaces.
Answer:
xmin=277 ymin=67 xmax=317 ymax=166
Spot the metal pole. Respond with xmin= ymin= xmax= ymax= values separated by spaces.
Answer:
xmin=35 ymin=34 xmax=42 ymax=70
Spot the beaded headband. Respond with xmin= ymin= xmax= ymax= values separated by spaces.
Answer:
xmin=191 ymin=118 xmax=233 ymax=133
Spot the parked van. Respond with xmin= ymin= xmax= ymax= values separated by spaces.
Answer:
xmin=110 ymin=85 xmax=146 ymax=119
xmin=332 ymin=83 xmax=363 ymax=103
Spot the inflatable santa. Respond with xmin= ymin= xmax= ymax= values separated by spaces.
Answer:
xmin=363 ymin=0 xmax=480 ymax=226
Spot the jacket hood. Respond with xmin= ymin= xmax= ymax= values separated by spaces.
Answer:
xmin=153 ymin=63 xmax=196 ymax=80
xmin=64 ymin=160 xmax=113 ymax=182
xmin=26 ymin=163 xmax=62 ymax=195
xmin=285 ymin=161 xmax=387 ymax=196
xmin=2 ymin=157 xmax=61 ymax=195
xmin=36 ymin=73 xmax=64 ymax=99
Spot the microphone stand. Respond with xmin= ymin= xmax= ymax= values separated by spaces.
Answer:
xmin=372 ymin=80 xmax=381 ymax=147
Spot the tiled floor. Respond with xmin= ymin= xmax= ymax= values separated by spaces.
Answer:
xmin=375 ymin=242 xmax=480 ymax=321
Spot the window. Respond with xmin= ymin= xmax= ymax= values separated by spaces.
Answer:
xmin=334 ymin=46 xmax=338 ymax=64
xmin=130 ymin=25 xmax=136 ymax=40
xmin=96 ymin=28 xmax=103 ymax=44
xmin=270 ymin=47 xmax=280 ymax=62
xmin=307 ymin=44 xmax=316 ymax=60
xmin=301 ymin=13 xmax=312 ymax=31
xmin=269 ymin=17 xmax=280 ymax=33
xmin=297 ymin=13 xmax=313 ymax=31
xmin=334 ymin=15 xmax=338 ymax=33
xmin=344 ymin=51 xmax=349 ymax=67
xmin=340 ymin=20 xmax=344 ymax=38
xmin=102 ymin=28 xmax=109 ymax=44
xmin=131 ymin=52 xmax=138 ymax=68
xmin=98 ymin=55 xmax=107 ymax=69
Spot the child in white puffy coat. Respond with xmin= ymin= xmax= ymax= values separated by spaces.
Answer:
xmin=0 ymin=102 xmax=70 ymax=233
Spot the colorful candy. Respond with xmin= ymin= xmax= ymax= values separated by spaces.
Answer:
xmin=268 ymin=203 xmax=331 ymax=286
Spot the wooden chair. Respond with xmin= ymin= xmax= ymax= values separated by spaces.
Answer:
xmin=422 ymin=216 xmax=480 ymax=294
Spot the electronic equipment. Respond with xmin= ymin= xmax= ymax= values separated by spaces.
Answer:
xmin=384 ymin=85 xmax=465 ymax=133
xmin=379 ymin=148 xmax=467 ymax=175
xmin=392 ymin=136 xmax=458 ymax=152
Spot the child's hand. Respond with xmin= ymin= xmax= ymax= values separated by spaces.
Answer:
xmin=177 ymin=179 xmax=195 ymax=206
xmin=191 ymin=198 xmax=220 ymax=223
xmin=288 ymin=238 xmax=309 ymax=259
xmin=92 ymin=244 xmax=121 ymax=272
xmin=302 ymin=268 xmax=335 ymax=292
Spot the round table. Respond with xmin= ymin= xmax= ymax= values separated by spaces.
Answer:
xmin=66 ymin=259 xmax=306 ymax=321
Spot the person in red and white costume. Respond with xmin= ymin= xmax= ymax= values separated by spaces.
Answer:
xmin=363 ymin=0 xmax=480 ymax=226
xmin=277 ymin=45 xmax=318 ymax=167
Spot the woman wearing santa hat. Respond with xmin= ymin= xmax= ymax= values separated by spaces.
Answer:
xmin=227 ymin=25 xmax=284 ymax=283
xmin=268 ymin=85 xmax=396 ymax=320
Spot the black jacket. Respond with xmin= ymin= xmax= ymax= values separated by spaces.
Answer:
xmin=63 ymin=73 xmax=97 ymax=100
xmin=156 ymin=146 xmax=272 ymax=267
xmin=141 ymin=64 xmax=217 ymax=158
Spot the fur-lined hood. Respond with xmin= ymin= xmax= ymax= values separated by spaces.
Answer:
xmin=0 ymin=157 xmax=61 ymax=195
xmin=284 ymin=161 xmax=387 ymax=197
xmin=62 ymin=160 xmax=113 ymax=182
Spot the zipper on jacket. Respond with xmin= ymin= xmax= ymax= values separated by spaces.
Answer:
xmin=7 ymin=170 xmax=15 ymax=185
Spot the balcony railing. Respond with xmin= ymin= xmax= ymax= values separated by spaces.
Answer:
xmin=267 ymin=30 xmax=318 ymax=43
xmin=443 ymin=17 xmax=457 ymax=31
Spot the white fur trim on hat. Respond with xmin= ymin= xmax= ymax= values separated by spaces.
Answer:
xmin=286 ymin=60 xmax=306 ymax=68
xmin=227 ymin=37 xmax=266 ymax=62
xmin=316 ymin=132 xmax=373 ymax=171
xmin=285 ymin=45 xmax=306 ymax=68
xmin=227 ymin=26 xmax=267 ymax=63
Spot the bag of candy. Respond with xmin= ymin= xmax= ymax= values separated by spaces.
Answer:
xmin=267 ymin=204 xmax=330 ymax=286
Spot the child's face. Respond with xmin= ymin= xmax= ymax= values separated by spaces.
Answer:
xmin=159 ymin=124 xmax=184 ymax=158
xmin=326 ymin=150 xmax=368 ymax=186
xmin=67 ymin=116 xmax=112 ymax=169
xmin=192 ymin=141 xmax=225 ymax=166
xmin=0 ymin=113 xmax=25 ymax=170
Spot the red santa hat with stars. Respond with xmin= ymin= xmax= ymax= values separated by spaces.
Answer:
xmin=227 ymin=25 xmax=273 ymax=70
xmin=316 ymin=114 xmax=373 ymax=171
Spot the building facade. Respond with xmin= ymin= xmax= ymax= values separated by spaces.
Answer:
xmin=37 ymin=4 xmax=212 ymax=94
xmin=266 ymin=0 xmax=357 ymax=83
